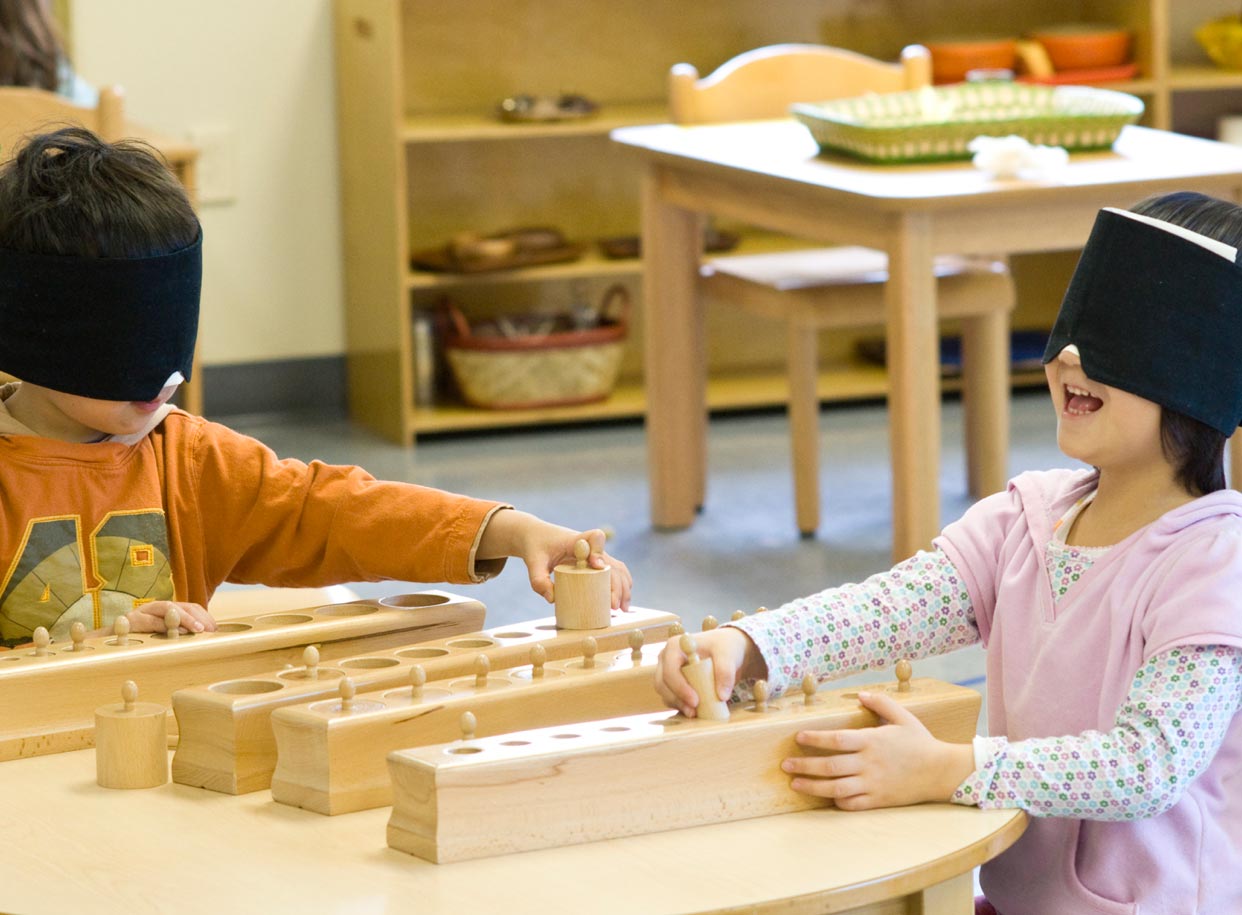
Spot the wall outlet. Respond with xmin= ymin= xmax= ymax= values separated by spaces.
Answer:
xmin=187 ymin=124 xmax=237 ymax=205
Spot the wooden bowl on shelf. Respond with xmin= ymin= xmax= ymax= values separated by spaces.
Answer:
xmin=1030 ymin=24 xmax=1131 ymax=72
xmin=925 ymin=37 xmax=1017 ymax=84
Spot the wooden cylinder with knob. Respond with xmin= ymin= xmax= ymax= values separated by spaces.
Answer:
xmin=679 ymin=634 xmax=730 ymax=721
xmin=553 ymin=538 xmax=611 ymax=630
xmin=94 ymin=680 xmax=168 ymax=789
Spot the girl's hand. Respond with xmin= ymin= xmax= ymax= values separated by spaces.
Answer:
xmin=781 ymin=690 xmax=974 ymax=809
xmin=122 ymin=601 xmax=218 ymax=634
xmin=654 ymin=627 xmax=765 ymax=717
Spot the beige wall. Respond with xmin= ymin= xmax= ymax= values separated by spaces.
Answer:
xmin=69 ymin=0 xmax=344 ymax=367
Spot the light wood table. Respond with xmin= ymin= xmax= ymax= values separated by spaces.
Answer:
xmin=612 ymin=123 xmax=1242 ymax=561
xmin=0 ymin=747 xmax=1023 ymax=914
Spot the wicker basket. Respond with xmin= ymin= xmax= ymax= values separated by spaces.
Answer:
xmin=791 ymin=82 xmax=1144 ymax=163
xmin=442 ymin=286 xmax=629 ymax=410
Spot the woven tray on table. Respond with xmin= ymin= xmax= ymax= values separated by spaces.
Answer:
xmin=442 ymin=285 xmax=629 ymax=410
xmin=791 ymin=82 xmax=1144 ymax=164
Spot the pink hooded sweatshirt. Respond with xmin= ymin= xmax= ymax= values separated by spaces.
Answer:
xmin=936 ymin=468 xmax=1242 ymax=915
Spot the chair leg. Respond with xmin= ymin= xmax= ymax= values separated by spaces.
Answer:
xmin=960 ymin=310 xmax=1010 ymax=499
xmin=787 ymin=320 xmax=821 ymax=537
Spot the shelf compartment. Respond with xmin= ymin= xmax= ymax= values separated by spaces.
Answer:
xmin=1166 ymin=64 xmax=1242 ymax=91
xmin=402 ymin=102 xmax=668 ymax=144
xmin=407 ymin=363 xmax=1049 ymax=436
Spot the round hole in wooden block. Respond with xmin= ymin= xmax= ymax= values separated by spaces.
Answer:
xmin=1 ymin=656 xmax=22 ymax=662
xmin=379 ymin=593 xmax=451 ymax=608
xmin=664 ymin=718 xmax=686 ymax=726
xmin=209 ymin=679 xmax=284 ymax=695
xmin=509 ymin=667 xmax=565 ymax=681
xmin=535 ymin=624 xmax=558 ymax=631
xmin=449 ymin=678 xmax=512 ymax=693
xmin=446 ymin=637 xmax=496 ymax=649
xmin=153 ymin=631 xmax=194 ymax=640
xmin=339 ymin=657 xmax=400 ymax=669
xmin=104 ymin=637 xmax=145 ymax=647
xmin=381 ymin=686 xmax=452 ymax=701
xmin=551 ymin=733 xmax=580 ymax=740
xmin=840 ymin=691 xmax=860 ymax=700
xmin=214 ymin=623 xmax=252 ymax=633
xmin=491 ymin=631 xmax=532 ymax=639
xmin=311 ymin=605 xmax=378 ymax=617
xmin=448 ymin=746 xmax=483 ymax=755
xmin=600 ymin=726 xmax=631 ymax=732
xmin=278 ymin=667 xmax=344 ymax=681
xmin=500 ymin=740 xmax=531 ymax=746
xmin=396 ymin=647 xmax=449 ymax=659
xmin=254 ymin=613 xmax=314 ymax=625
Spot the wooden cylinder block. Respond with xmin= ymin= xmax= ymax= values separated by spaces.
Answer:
xmin=553 ymin=540 xmax=611 ymax=630
xmin=95 ymin=681 xmax=169 ymax=789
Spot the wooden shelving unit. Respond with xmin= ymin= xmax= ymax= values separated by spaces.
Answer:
xmin=334 ymin=0 xmax=1242 ymax=443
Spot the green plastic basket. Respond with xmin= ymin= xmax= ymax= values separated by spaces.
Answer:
xmin=791 ymin=82 xmax=1144 ymax=164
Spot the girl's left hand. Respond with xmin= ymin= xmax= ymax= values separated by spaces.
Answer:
xmin=781 ymin=690 xmax=974 ymax=810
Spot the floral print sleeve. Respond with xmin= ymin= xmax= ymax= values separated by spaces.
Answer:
xmin=954 ymin=645 xmax=1242 ymax=820
xmin=729 ymin=549 xmax=978 ymax=696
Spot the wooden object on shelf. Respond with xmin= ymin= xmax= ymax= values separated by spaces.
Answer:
xmin=552 ymin=539 xmax=611 ymax=629
xmin=94 ymin=680 xmax=169 ymax=789
xmin=270 ymin=639 xmax=667 ymax=815
xmin=0 ymin=589 xmax=483 ymax=762
xmin=386 ymin=665 xmax=981 ymax=863
xmin=170 ymin=605 xmax=680 ymax=795
xmin=668 ymin=43 xmax=1016 ymax=538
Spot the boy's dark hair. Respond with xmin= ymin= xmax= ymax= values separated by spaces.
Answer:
xmin=0 ymin=126 xmax=197 ymax=258
xmin=1130 ymin=191 xmax=1241 ymax=496
xmin=0 ymin=0 xmax=62 ymax=91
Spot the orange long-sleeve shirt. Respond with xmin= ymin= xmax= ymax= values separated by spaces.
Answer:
xmin=0 ymin=405 xmax=505 ymax=644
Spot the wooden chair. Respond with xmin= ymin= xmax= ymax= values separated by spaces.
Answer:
xmin=0 ymin=85 xmax=204 ymax=416
xmin=669 ymin=44 xmax=1015 ymax=537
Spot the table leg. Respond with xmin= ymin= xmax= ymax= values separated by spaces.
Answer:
xmin=642 ymin=169 xmax=706 ymax=529
xmin=885 ymin=213 xmax=941 ymax=562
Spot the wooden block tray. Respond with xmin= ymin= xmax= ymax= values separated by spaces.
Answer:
xmin=270 ymin=638 xmax=667 ymax=815
xmin=0 ymin=590 xmax=484 ymax=761
xmin=387 ymin=672 xmax=980 ymax=863
xmin=171 ymin=606 xmax=680 ymax=795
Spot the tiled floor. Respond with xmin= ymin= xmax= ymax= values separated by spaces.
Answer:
xmin=225 ymin=388 xmax=1070 ymax=703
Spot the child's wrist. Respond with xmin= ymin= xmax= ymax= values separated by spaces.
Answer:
xmin=936 ymin=741 xmax=977 ymax=801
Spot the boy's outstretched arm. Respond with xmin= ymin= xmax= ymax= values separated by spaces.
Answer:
xmin=476 ymin=509 xmax=632 ymax=610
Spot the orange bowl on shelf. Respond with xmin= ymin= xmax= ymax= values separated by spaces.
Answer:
xmin=925 ymin=37 xmax=1017 ymax=84
xmin=1030 ymin=24 xmax=1131 ymax=72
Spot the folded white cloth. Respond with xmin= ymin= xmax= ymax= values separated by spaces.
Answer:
xmin=968 ymin=134 xmax=1069 ymax=178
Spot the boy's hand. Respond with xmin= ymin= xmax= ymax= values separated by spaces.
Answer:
xmin=781 ymin=690 xmax=974 ymax=809
xmin=478 ymin=510 xmax=633 ymax=610
xmin=654 ymin=627 xmax=765 ymax=717
xmin=124 ymin=601 xmax=218 ymax=634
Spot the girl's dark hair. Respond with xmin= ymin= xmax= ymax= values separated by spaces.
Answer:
xmin=0 ymin=0 xmax=62 ymax=91
xmin=0 ymin=126 xmax=197 ymax=258
xmin=1130 ymin=191 xmax=1239 ymax=495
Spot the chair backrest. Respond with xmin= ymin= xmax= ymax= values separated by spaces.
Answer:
xmin=669 ymin=43 xmax=931 ymax=125
xmin=0 ymin=84 xmax=124 ymax=162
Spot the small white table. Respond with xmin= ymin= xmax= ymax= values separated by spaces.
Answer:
xmin=612 ymin=123 xmax=1242 ymax=560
